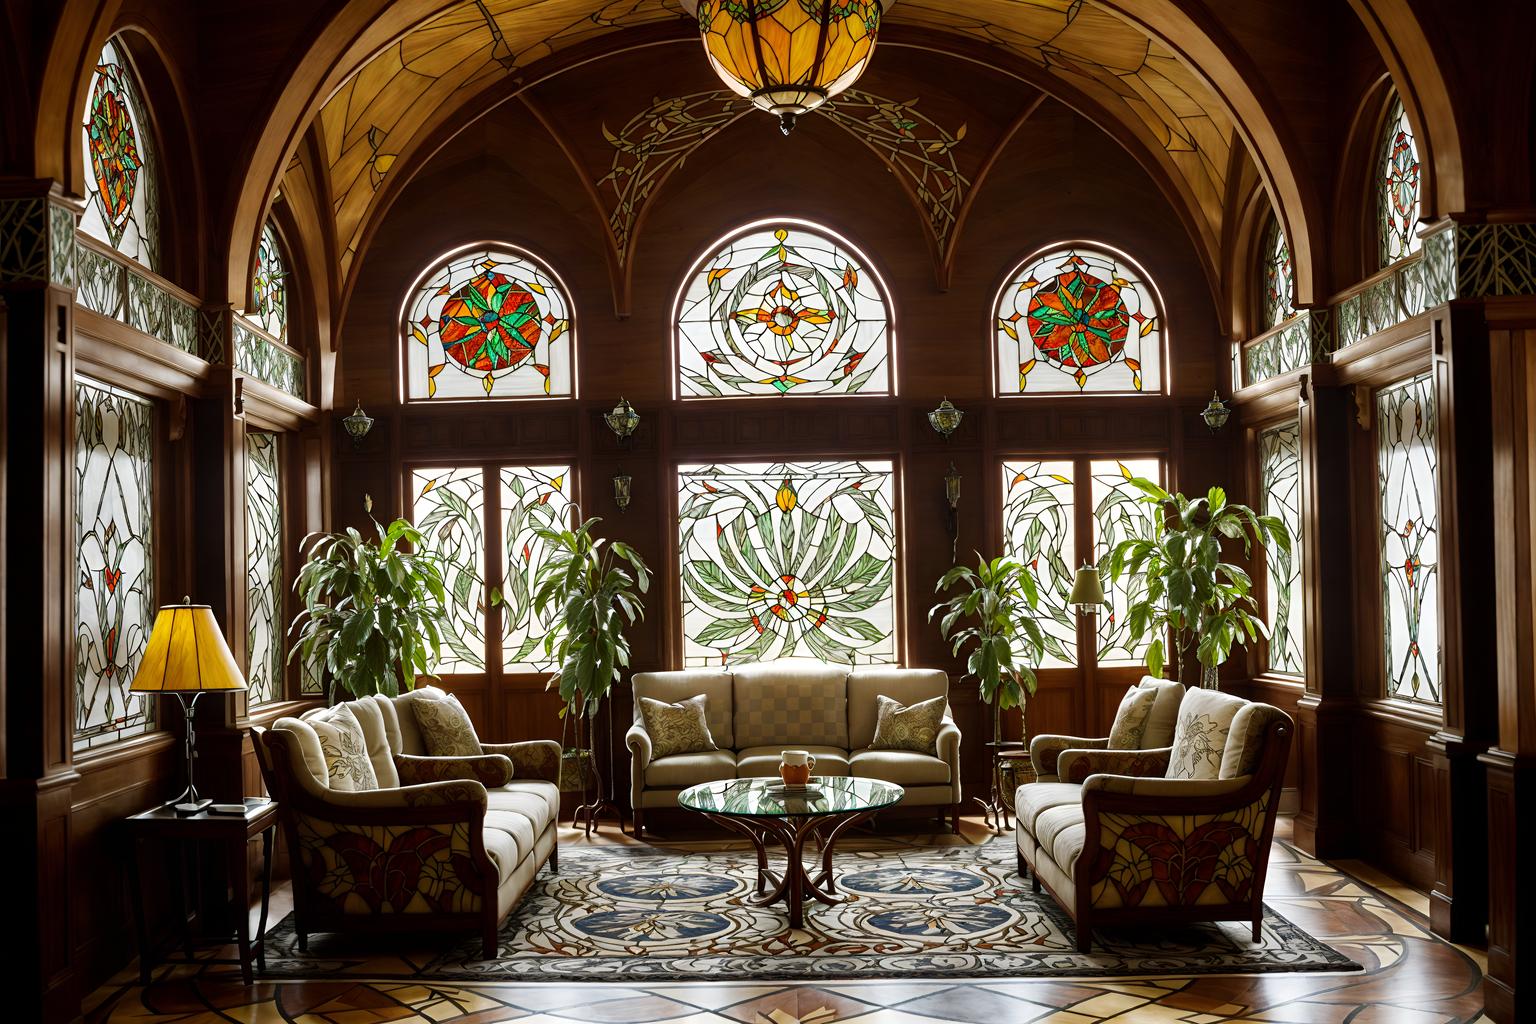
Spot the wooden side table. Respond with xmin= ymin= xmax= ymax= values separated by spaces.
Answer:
xmin=977 ymin=740 xmax=1027 ymax=831
xmin=125 ymin=797 xmax=278 ymax=985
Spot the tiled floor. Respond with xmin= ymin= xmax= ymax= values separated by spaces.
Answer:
xmin=85 ymin=817 xmax=1490 ymax=1024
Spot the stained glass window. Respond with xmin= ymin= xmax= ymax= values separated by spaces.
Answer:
xmin=80 ymin=38 xmax=159 ymax=270
xmin=678 ymin=461 xmax=895 ymax=667
xmin=405 ymin=247 xmax=572 ymax=400
xmin=1260 ymin=421 xmax=1304 ymax=675
xmin=245 ymin=432 xmax=283 ymax=705
xmin=996 ymin=245 xmax=1163 ymax=395
xmin=1378 ymin=375 xmax=1440 ymax=703
xmin=251 ymin=221 xmax=289 ymax=341
xmin=1378 ymin=94 xmax=1423 ymax=268
xmin=1000 ymin=461 xmax=1077 ymax=667
xmin=1092 ymin=458 xmax=1164 ymax=665
xmin=74 ymin=377 xmax=154 ymax=750
xmin=499 ymin=466 xmax=573 ymax=671
xmin=676 ymin=223 xmax=891 ymax=398
xmin=1261 ymin=215 xmax=1296 ymax=330
xmin=410 ymin=468 xmax=488 ymax=672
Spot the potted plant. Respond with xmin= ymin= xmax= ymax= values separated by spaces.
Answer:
xmin=1107 ymin=478 xmax=1291 ymax=687
xmin=289 ymin=506 xmax=450 ymax=700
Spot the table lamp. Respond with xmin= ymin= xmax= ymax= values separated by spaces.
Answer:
xmin=129 ymin=598 xmax=248 ymax=815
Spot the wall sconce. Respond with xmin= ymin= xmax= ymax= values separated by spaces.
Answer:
xmin=341 ymin=401 xmax=375 ymax=448
xmin=612 ymin=473 xmax=633 ymax=514
xmin=928 ymin=399 xmax=965 ymax=560
xmin=1200 ymin=391 xmax=1231 ymax=434
xmin=604 ymin=398 xmax=640 ymax=514
xmin=1068 ymin=562 xmax=1107 ymax=614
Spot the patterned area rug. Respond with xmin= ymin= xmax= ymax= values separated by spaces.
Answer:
xmin=259 ymin=838 xmax=1359 ymax=981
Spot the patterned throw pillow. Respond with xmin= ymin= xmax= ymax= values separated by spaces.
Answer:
xmin=306 ymin=704 xmax=378 ymax=792
xmin=869 ymin=694 xmax=946 ymax=755
xmin=640 ymin=694 xmax=718 ymax=759
xmin=412 ymin=694 xmax=483 ymax=758
xmin=1165 ymin=689 xmax=1247 ymax=780
xmin=1107 ymin=686 xmax=1158 ymax=749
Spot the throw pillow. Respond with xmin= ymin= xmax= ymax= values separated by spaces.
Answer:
xmin=869 ymin=694 xmax=946 ymax=755
xmin=1107 ymin=686 xmax=1158 ymax=749
xmin=412 ymin=694 xmax=483 ymax=757
xmin=305 ymin=704 xmax=378 ymax=792
xmin=1165 ymin=688 xmax=1247 ymax=780
xmin=640 ymin=694 xmax=718 ymax=759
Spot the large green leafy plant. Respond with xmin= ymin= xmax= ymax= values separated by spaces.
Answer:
xmin=289 ymin=512 xmax=449 ymax=699
xmin=1107 ymin=478 xmax=1291 ymax=686
xmin=930 ymin=555 xmax=1047 ymax=714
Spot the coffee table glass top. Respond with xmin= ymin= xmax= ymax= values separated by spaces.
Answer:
xmin=678 ymin=776 xmax=903 ymax=818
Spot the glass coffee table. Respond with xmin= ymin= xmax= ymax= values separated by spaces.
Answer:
xmin=678 ymin=776 xmax=903 ymax=928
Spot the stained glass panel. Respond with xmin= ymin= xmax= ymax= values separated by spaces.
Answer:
xmin=676 ymin=223 xmax=891 ymax=398
xmin=252 ymin=221 xmax=289 ymax=341
xmin=74 ymin=377 xmax=154 ymax=750
xmin=1261 ymin=215 xmax=1296 ymax=330
xmin=245 ymin=432 xmax=283 ymax=705
xmin=1378 ymin=95 xmax=1423 ymax=269
xmin=1091 ymin=458 xmax=1164 ymax=666
xmin=410 ymin=468 xmax=487 ymax=672
xmin=996 ymin=245 xmax=1163 ymax=395
xmin=1000 ymin=460 xmax=1077 ymax=668
xmin=499 ymin=466 xmax=573 ymax=672
xmin=405 ymin=248 xmax=572 ymax=400
xmin=1260 ymin=421 xmax=1304 ymax=675
xmin=80 ymin=38 xmax=159 ymax=270
xmin=679 ymin=461 xmax=896 ymax=667
xmin=1378 ymin=375 xmax=1440 ymax=703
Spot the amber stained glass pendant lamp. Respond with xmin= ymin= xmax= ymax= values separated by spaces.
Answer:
xmin=129 ymin=599 xmax=248 ymax=815
xmin=683 ymin=0 xmax=893 ymax=134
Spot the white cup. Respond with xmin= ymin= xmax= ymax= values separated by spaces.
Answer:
xmin=780 ymin=750 xmax=812 ymax=766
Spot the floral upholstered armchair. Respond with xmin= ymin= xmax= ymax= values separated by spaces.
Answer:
xmin=1015 ymin=686 xmax=1292 ymax=952
xmin=1028 ymin=676 xmax=1183 ymax=783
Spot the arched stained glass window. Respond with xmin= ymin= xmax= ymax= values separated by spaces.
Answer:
xmin=80 ymin=37 xmax=160 ymax=270
xmin=995 ymin=244 xmax=1164 ymax=395
xmin=1377 ymin=94 xmax=1422 ymax=268
xmin=251 ymin=221 xmax=289 ymax=341
xmin=404 ymin=246 xmax=573 ymax=400
xmin=1261 ymin=215 xmax=1296 ymax=330
xmin=675 ymin=221 xmax=891 ymax=398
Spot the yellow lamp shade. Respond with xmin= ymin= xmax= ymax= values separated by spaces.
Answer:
xmin=691 ymin=0 xmax=889 ymax=133
xmin=129 ymin=602 xmax=248 ymax=693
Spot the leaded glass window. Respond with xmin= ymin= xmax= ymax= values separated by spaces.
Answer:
xmin=80 ymin=38 xmax=159 ymax=270
xmin=1260 ymin=421 xmax=1304 ymax=675
xmin=1378 ymin=375 xmax=1440 ymax=703
xmin=411 ymin=468 xmax=488 ymax=672
xmin=678 ymin=461 xmax=896 ymax=667
xmin=996 ymin=245 xmax=1164 ymax=395
xmin=1261 ymin=215 xmax=1296 ymax=330
xmin=74 ymin=377 xmax=154 ymax=750
xmin=500 ymin=466 xmax=574 ymax=671
xmin=1000 ymin=461 xmax=1077 ymax=667
xmin=245 ymin=432 xmax=283 ymax=705
xmin=1378 ymin=94 xmax=1423 ymax=268
xmin=251 ymin=221 xmax=289 ymax=341
xmin=1092 ymin=458 xmax=1164 ymax=666
xmin=676 ymin=223 xmax=892 ymax=398
xmin=405 ymin=247 xmax=573 ymax=401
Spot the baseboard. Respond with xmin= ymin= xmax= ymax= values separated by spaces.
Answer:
xmin=1278 ymin=786 xmax=1299 ymax=815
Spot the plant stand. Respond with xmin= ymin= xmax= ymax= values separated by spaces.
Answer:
xmin=970 ymin=705 xmax=1016 ymax=832
xmin=571 ymin=696 xmax=626 ymax=837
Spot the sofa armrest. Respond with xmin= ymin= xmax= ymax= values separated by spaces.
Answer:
xmin=481 ymin=740 xmax=560 ymax=783
xmin=298 ymin=779 xmax=489 ymax=821
xmin=936 ymin=715 xmax=961 ymax=766
xmin=1059 ymin=746 xmax=1172 ymax=784
xmin=625 ymin=723 xmax=653 ymax=771
xmin=1030 ymin=734 xmax=1109 ymax=780
xmin=1083 ymin=774 xmax=1251 ymax=798
xmin=396 ymin=753 xmax=513 ymax=788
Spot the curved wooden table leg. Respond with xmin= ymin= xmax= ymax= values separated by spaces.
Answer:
xmin=702 ymin=809 xmax=877 ymax=928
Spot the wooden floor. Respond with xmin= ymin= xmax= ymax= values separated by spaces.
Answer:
xmin=84 ymin=817 xmax=1489 ymax=1024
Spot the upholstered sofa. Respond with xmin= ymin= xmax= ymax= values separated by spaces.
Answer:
xmin=1015 ymin=684 xmax=1292 ymax=951
xmin=253 ymin=686 xmax=560 ymax=958
xmin=627 ymin=660 xmax=961 ymax=834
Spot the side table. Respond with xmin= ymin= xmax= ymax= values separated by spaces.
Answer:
xmin=125 ymin=797 xmax=278 ymax=985
xmin=976 ymin=740 xmax=1027 ymax=831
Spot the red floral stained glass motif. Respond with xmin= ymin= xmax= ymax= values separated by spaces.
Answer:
xmin=406 ymin=247 xmax=572 ymax=400
xmin=1378 ymin=374 xmax=1439 ymax=704
xmin=79 ymin=38 xmax=159 ymax=269
xmin=996 ymin=245 xmax=1162 ymax=395
xmin=1377 ymin=95 xmax=1423 ymax=268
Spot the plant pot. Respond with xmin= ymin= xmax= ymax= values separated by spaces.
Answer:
xmin=559 ymin=748 xmax=595 ymax=792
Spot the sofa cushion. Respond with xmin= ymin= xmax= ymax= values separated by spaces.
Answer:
xmin=1034 ymin=803 xmax=1088 ymax=871
xmin=736 ymin=745 xmax=851 ymax=778
xmin=1166 ymin=688 xmax=1248 ymax=780
xmin=1139 ymin=677 xmax=1185 ymax=747
xmin=633 ymin=670 xmax=735 ymax=748
xmin=849 ymin=748 xmax=950 ymax=786
xmin=1107 ymin=686 xmax=1159 ymax=750
xmin=272 ymin=716 xmax=329 ymax=788
xmin=370 ymin=694 xmax=404 ymax=756
xmin=733 ymin=660 xmax=849 ymax=749
xmin=489 ymin=781 xmax=559 ymax=832
xmin=481 ymin=826 xmax=520 ymax=886
xmin=870 ymin=693 xmax=946 ymax=754
xmin=1219 ymin=702 xmax=1289 ymax=779
xmin=344 ymin=696 xmax=400 ymax=788
xmin=1014 ymin=781 xmax=1083 ymax=836
xmin=484 ymin=809 xmax=538 ymax=864
xmin=639 ymin=694 xmax=718 ymax=758
xmin=847 ymin=668 xmax=948 ymax=749
xmin=390 ymin=685 xmax=451 ymax=755
xmin=299 ymin=704 xmax=379 ymax=792
xmin=645 ymin=750 xmax=737 ymax=788
xmin=413 ymin=694 xmax=482 ymax=757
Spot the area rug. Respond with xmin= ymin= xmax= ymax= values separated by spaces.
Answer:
xmin=258 ymin=838 xmax=1360 ymax=981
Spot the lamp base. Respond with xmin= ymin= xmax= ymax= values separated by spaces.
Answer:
xmin=171 ymin=798 xmax=213 ymax=817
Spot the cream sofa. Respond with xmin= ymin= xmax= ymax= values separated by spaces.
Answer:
xmin=254 ymin=686 xmax=560 ymax=958
xmin=626 ymin=660 xmax=961 ymax=834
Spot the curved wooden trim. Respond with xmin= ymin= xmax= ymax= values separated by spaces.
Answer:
xmin=939 ymin=91 xmax=1045 ymax=292
xmin=1333 ymin=75 xmax=1398 ymax=288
